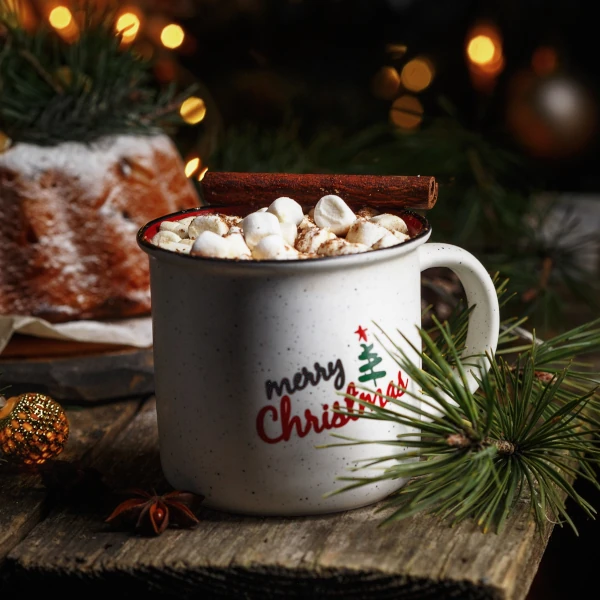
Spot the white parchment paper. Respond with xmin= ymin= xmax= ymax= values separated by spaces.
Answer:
xmin=0 ymin=314 xmax=153 ymax=355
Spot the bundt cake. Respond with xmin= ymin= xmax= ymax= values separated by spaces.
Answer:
xmin=0 ymin=133 xmax=199 ymax=323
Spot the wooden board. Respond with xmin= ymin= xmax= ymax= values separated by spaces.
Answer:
xmin=0 ymin=335 xmax=155 ymax=403
xmin=0 ymin=395 xmax=561 ymax=600
xmin=0 ymin=399 xmax=141 ymax=563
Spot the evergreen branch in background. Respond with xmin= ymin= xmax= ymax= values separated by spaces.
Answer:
xmin=321 ymin=284 xmax=600 ymax=535
xmin=207 ymin=113 xmax=600 ymax=332
xmin=0 ymin=0 xmax=193 ymax=144
xmin=423 ymin=274 xmax=527 ymax=365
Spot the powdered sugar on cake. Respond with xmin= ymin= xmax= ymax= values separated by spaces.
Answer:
xmin=0 ymin=133 xmax=198 ymax=323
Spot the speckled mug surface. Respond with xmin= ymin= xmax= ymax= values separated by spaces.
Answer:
xmin=138 ymin=206 xmax=500 ymax=516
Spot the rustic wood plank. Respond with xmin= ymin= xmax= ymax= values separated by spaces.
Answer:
xmin=0 ymin=346 xmax=155 ymax=402
xmin=0 ymin=399 xmax=141 ymax=565
xmin=1 ymin=396 xmax=559 ymax=599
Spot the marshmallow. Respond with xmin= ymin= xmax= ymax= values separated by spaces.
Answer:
xmin=151 ymin=230 xmax=182 ymax=246
xmin=313 ymin=195 xmax=356 ymax=236
xmin=317 ymin=238 xmax=369 ymax=256
xmin=241 ymin=211 xmax=282 ymax=249
xmin=159 ymin=218 xmax=193 ymax=238
xmin=370 ymin=213 xmax=409 ymax=235
xmin=298 ymin=214 xmax=317 ymax=230
xmin=225 ymin=231 xmax=252 ymax=259
xmin=188 ymin=214 xmax=230 ymax=240
xmin=372 ymin=234 xmax=403 ymax=250
xmin=346 ymin=219 xmax=389 ymax=247
xmin=191 ymin=231 xmax=233 ymax=258
xmin=295 ymin=227 xmax=337 ymax=254
xmin=393 ymin=230 xmax=410 ymax=242
xmin=153 ymin=198 xmax=413 ymax=260
xmin=252 ymin=235 xmax=299 ymax=260
xmin=268 ymin=197 xmax=304 ymax=225
xmin=158 ymin=240 xmax=193 ymax=254
xmin=280 ymin=221 xmax=298 ymax=246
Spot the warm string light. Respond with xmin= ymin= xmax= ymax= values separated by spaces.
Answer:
xmin=401 ymin=57 xmax=434 ymax=93
xmin=48 ymin=6 xmax=72 ymax=30
xmin=371 ymin=66 xmax=401 ymax=100
xmin=467 ymin=35 xmax=496 ymax=65
xmin=372 ymin=44 xmax=433 ymax=129
xmin=161 ymin=24 xmax=185 ymax=49
xmin=466 ymin=23 xmax=504 ymax=92
xmin=116 ymin=12 xmax=141 ymax=42
xmin=180 ymin=97 xmax=206 ymax=124
xmin=185 ymin=157 xmax=200 ymax=177
xmin=389 ymin=95 xmax=423 ymax=129
xmin=385 ymin=43 xmax=408 ymax=60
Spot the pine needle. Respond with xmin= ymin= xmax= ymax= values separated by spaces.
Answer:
xmin=322 ymin=282 xmax=600 ymax=535
xmin=0 ymin=1 xmax=193 ymax=144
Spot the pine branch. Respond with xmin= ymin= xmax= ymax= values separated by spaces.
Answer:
xmin=0 ymin=1 xmax=194 ymax=144
xmin=321 ymin=287 xmax=600 ymax=535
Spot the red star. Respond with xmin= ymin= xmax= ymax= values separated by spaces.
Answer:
xmin=355 ymin=325 xmax=368 ymax=342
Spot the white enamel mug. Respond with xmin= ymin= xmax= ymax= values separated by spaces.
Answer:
xmin=138 ymin=206 xmax=499 ymax=516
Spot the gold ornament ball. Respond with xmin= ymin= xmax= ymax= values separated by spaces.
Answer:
xmin=0 ymin=393 xmax=69 ymax=465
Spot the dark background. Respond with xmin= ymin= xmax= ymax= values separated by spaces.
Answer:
xmin=167 ymin=0 xmax=599 ymax=192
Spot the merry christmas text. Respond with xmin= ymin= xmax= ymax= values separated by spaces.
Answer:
xmin=256 ymin=369 xmax=408 ymax=444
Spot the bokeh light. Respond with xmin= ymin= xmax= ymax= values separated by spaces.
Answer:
xmin=180 ymin=97 xmax=206 ymax=124
xmin=385 ymin=43 xmax=408 ymax=60
xmin=466 ymin=23 xmax=504 ymax=92
xmin=401 ymin=58 xmax=434 ymax=92
xmin=389 ymin=95 xmax=424 ymax=129
xmin=49 ymin=6 xmax=72 ymax=30
xmin=467 ymin=35 xmax=496 ymax=65
xmin=161 ymin=24 xmax=185 ymax=49
xmin=185 ymin=157 xmax=200 ymax=177
xmin=371 ymin=66 xmax=401 ymax=100
xmin=116 ymin=12 xmax=141 ymax=42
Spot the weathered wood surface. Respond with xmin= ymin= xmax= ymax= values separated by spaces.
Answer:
xmin=0 ymin=341 xmax=155 ymax=402
xmin=0 ymin=399 xmax=141 ymax=562
xmin=0 ymin=395 xmax=556 ymax=599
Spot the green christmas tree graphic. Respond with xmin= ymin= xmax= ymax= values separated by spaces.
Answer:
xmin=357 ymin=343 xmax=387 ymax=387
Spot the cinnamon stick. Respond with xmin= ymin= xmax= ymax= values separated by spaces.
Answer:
xmin=200 ymin=172 xmax=438 ymax=210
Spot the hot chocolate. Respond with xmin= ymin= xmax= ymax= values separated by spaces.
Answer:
xmin=148 ymin=194 xmax=414 ymax=260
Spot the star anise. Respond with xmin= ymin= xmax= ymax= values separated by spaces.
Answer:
xmin=105 ymin=488 xmax=203 ymax=536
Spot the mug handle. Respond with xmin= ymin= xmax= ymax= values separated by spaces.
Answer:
xmin=418 ymin=243 xmax=500 ymax=420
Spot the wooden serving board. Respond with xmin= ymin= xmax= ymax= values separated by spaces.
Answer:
xmin=0 ymin=335 xmax=155 ymax=404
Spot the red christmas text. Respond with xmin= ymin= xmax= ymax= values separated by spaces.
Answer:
xmin=256 ymin=370 xmax=408 ymax=444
